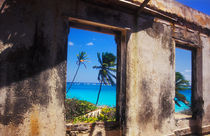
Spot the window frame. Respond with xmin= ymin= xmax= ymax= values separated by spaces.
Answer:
xmin=67 ymin=17 xmax=128 ymax=129
xmin=175 ymin=42 xmax=203 ymax=120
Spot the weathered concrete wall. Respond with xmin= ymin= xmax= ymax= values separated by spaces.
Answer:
xmin=0 ymin=0 xmax=210 ymax=136
xmin=202 ymin=35 xmax=210 ymax=125
xmin=0 ymin=0 xmax=68 ymax=135
xmin=126 ymin=17 xmax=175 ymax=136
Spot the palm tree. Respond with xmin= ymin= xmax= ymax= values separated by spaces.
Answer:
xmin=93 ymin=52 xmax=117 ymax=106
xmin=66 ymin=51 xmax=88 ymax=94
xmin=175 ymin=72 xmax=190 ymax=107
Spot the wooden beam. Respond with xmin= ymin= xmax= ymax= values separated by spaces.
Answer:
xmin=137 ymin=0 xmax=150 ymax=15
xmin=68 ymin=17 xmax=130 ymax=32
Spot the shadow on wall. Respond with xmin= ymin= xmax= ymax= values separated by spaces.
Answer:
xmin=133 ymin=16 xmax=175 ymax=131
xmin=0 ymin=0 xmax=68 ymax=125
xmin=189 ymin=96 xmax=204 ymax=135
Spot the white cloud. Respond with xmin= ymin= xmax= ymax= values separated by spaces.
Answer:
xmin=68 ymin=41 xmax=74 ymax=46
xmin=87 ymin=42 xmax=94 ymax=46
xmin=185 ymin=69 xmax=191 ymax=73
xmin=183 ymin=74 xmax=191 ymax=81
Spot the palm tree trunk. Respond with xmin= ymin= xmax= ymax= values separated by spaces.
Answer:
xmin=96 ymin=81 xmax=102 ymax=106
xmin=66 ymin=63 xmax=80 ymax=94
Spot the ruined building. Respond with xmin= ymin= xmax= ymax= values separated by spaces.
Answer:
xmin=0 ymin=0 xmax=210 ymax=135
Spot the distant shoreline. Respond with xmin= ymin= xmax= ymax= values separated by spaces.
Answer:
xmin=66 ymin=82 xmax=99 ymax=84
xmin=66 ymin=82 xmax=116 ymax=86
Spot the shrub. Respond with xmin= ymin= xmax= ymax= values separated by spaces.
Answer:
xmin=98 ymin=106 xmax=116 ymax=122
xmin=73 ymin=106 xmax=116 ymax=124
xmin=73 ymin=116 xmax=98 ymax=124
xmin=65 ymin=98 xmax=97 ymax=122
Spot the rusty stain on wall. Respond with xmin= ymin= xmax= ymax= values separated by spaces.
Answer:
xmin=30 ymin=106 xmax=40 ymax=136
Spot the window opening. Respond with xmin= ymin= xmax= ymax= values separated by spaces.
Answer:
xmin=65 ymin=28 xmax=117 ymax=124
xmin=175 ymin=47 xmax=193 ymax=119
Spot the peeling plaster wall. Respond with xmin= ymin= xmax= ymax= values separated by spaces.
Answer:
xmin=202 ymin=36 xmax=210 ymax=125
xmin=126 ymin=17 xmax=175 ymax=136
xmin=0 ymin=0 xmax=68 ymax=135
xmin=0 ymin=0 xmax=210 ymax=136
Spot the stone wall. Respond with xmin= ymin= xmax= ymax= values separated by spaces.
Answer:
xmin=66 ymin=122 xmax=120 ymax=136
xmin=0 ymin=0 xmax=210 ymax=135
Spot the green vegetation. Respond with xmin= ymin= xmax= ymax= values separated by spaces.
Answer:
xmin=97 ymin=106 xmax=116 ymax=122
xmin=66 ymin=51 xmax=88 ymax=94
xmin=73 ymin=106 xmax=116 ymax=124
xmin=65 ymin=98 xmax=116 ymax=123
xmin=93 ymin=52 xmax=116 ymax=106
xmin=175 ymin=72 xmax=190 ymax=107
xmin=65 ymin=98 xmax=97 ymax=122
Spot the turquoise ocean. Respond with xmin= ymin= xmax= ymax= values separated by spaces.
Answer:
xmin=175 ymin=89 xmax=191 ymax=112
xmin=66 ymin=82 xmax=116 ymax=107
xmin=66 ymin=82 xmax=191 ymax=112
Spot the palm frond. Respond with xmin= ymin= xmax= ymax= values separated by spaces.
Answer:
xmin=93 ymin=66 xmax=102 ymax=69
xmin=175 ymin=72 xmax=190 ymax=107
xmin=98 ymin=70 xmax=102 ymax=81
xmin=97 ymin=52 xmax=103 ymax=65
xmin=107 ymin=74 xmax=115 ymax=85
xmin=107 ymin=70 xmax=116 ymax=79
xmin=94 ymin=52 xmax=116 ymax=85
xmin=105 ymin=76 xmax=110 ymax=85
xmin=174 ymin=99 xmax=181 ymax=107
xmin=77 ymin=51 xmax=88 ymax=64
xmin=107 ymin=67 xmax=117 ymax=72
xmin=102 ymin=52 xmax=116 ymax=66
xmin=175 ymin=91 xmax=190 ymax=106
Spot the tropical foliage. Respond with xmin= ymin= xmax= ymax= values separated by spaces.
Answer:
xmin=175 ymin=72 xmax=190 ymax=107
xmin=97 ymin=106 xmax=116 ymax=122
xmin=93 ymin=52 xmax=117 ymax=106
xmin=65 ymin=98 xmax=97 ymax=122
xmin=73 ymin=106 xmax=116 ymax=124
xmin=66 ymin=51 xmax=88 ymax=93
xmin=65 ymin=98 xmax=116 ymax=123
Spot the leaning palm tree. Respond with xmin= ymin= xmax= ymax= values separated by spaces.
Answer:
xmin=93 ymin=52 xmax=116 ymax=106
xmin=66 ymin=51 xmax=88 ymax=94
xmin=175 ymin=72 xmax=190 ymax=107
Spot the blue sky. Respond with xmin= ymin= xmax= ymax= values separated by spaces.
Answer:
xmin=67 ymin=1 xmax=210 ymax=83
xmin=66 ymin=28 xmax=116 ymax=83
xmin=176 ymin=0 xmax=210 ymax=15
xmin=175 ymin=48 xmax=192 ymax=82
